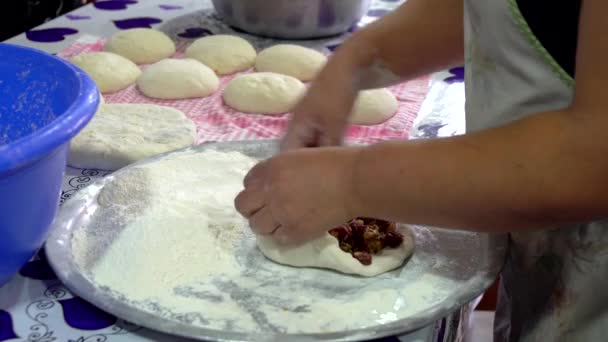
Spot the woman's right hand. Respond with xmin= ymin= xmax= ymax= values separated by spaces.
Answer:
xmin=281 ymin=40 xmax=371 ymax=151
xmin=281 ymin=0 xmax=464 ymax=151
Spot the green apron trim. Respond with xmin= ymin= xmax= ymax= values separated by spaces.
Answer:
xmin=507 ymin=0 xmax=575 ymax=88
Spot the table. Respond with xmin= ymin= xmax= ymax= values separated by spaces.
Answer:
xmin=1 ymin=1 xmax=468 ymax=341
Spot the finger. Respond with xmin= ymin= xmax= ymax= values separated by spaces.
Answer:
xmin=234 ymin=188 xmax=265 ymax=218
xmin=281 ymin=119 xmax=321 ymax=151
xmin=243 ymin=160 xmax=269 ymax=188
xmin=319 ymin=116 xmax=348 ymax=147
xmin=249 ymin=207 xmax=280 ymax=235
xmin=272 ymin=227 xmax=293 ymax=245
xmin=319 ymin=130 xmax=343 ymax=147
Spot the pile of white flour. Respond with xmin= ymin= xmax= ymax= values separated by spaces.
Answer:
xmin=72 ymin=149 xmax=257 ymax=319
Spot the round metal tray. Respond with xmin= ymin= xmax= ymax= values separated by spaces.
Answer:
xmin=46 ymin=140 xmax=506 ymax=341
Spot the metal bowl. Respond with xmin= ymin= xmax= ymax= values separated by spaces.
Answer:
xmin=211 ymin=0 xmax=371 ymax=39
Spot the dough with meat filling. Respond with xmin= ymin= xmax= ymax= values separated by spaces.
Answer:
xmin=257 ymin=226 xmax=414 ymax=277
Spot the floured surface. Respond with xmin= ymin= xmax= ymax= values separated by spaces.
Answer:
xmin=66 ymin=146 xmax=488 ymax=336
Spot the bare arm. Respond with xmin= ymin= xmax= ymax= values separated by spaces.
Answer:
xmin=343 ymin=0 xmax=465 ymax=89
xmin=283 ymin=0 xmax=464 ymax=148
xmin=235 ymin=0 xmax=608 ymax=243
xmin=351 ymin=0 xmax=608 ymax=232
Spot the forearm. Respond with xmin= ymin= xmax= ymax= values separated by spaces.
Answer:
xmin=350 ymin=111 xmax=608 ymax=232
xmin=329 ymin=0 xmax=464 ymax=89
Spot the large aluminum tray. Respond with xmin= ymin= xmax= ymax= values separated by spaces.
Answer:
xmin=46 ymin=140 xmax=506 ymax=341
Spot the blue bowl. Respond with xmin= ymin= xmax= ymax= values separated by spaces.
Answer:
xmin=0 ymin=43 xmax=99 ymax=286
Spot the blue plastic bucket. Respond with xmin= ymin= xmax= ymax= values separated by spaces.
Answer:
xmin=0 ymin=43 xmax=99 ymax=286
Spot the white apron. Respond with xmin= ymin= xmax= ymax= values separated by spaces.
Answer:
xmin=464 ymin=1 xmax=608 ymax=341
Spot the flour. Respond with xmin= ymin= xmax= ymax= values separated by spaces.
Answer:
xmin=71 ymin=148 xmax=460 ymax=335
xmin=74 ymin=149 xmax=258 ymax=326
xmin=68 ymin=103 xmax=196 ymax=171
xmin=261 ymin=275 xmax=453 ymax=333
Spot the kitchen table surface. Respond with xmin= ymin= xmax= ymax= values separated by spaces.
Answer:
xmin=1 ymin=0 xmax=468 ymax=341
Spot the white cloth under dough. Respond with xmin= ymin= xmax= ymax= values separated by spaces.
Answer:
xmin=69 ymin=103 xmax=196 ymax=171
xmin=257 ymin=226 xmax=414 ymax=277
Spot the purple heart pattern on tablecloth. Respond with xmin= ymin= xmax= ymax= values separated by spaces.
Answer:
xmin=59 ymin=297 xmax=117 ymax=330
xmin=94 ymin=0 xmax=137 ymax=11
xmin=417 ymin=123 xmax=448 ymax=138
xmin=26 ymin=28 xmax=78 ymax=42
xmin=444 ymin=66 xmax=465 ymax=83
xmin=0 ymin=310 xmax=18 ymax=341
xmin=113 ymin=17 xmax=162 ymax=29
xmin=19 ymin=251 xmax=57 ymax=280
xmin=159 ymin=4 xmax=183 ymax=10
xmin=178 ymin=27 xmax=213 ymax=39
xmin=66 ymin=14 xmax=92 ymax=20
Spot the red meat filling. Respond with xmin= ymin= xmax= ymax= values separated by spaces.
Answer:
xmin=328 ymin=218 xmax=404 ymax=265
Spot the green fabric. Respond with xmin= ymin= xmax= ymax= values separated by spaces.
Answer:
xmin=507 ymin=0 xmax=575 ymax=88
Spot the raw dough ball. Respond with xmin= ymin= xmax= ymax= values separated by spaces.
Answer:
xmin=71 ymin=52 xmax=141 ymax=93
xmin=223 ymin=72 xmax=305 ymax=114
xmin=185 ymin=35 xmax=256 ymax=75
xmin=257 ymin=226 xmax=414 ymax=277
xmin=255 ymin=44 xmax=327 ymax=81
xmin=349 ymin=88 xmax=399 ymax=125
xmin=137 ymin=59 xmax=219 ymax=100
xmin=69 ymin=103 xmax=196 ymax=170
xmin=105 ymin=28 xmax=176 ymax=64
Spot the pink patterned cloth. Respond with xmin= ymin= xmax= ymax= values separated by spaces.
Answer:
xmin=59 ymin=37 xmax=430 ymax=144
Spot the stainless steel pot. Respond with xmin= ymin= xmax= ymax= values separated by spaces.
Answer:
xmin=211 ymin=0 xmax=372 ymax=39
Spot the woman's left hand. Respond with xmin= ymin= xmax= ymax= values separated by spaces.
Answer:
xmin=235 ymin=147 xmax=361 ymax=245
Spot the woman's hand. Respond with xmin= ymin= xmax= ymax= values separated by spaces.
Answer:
xmin=281 ymin=71 xmax=357 ymax=150
xmin=281 ymin=45 xmax=364 ymax=151
xmin=281 ymin=0 xmax=465 ymax=151
xmin=235 ymin=146 xmax=362 ymax=244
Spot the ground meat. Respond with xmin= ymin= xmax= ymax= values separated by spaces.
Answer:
xmin=328 ymin=218 xmax=404 ymax=265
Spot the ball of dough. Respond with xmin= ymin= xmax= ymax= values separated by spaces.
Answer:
xmin=255 ymin=44 xmax=327 ymax=81
xmin=257 ymin=226 xmax=414 ymax=277
xmin=185 ymin=35 xmax=256 ymax=75
xmin=349 ymin=88 xmax=399 ymax=125
xmin=71 ymin=52 xmax=141 ymax=93
xmin=105 ymin=28 xmax=176 ymax=64
xmin=137 ymin=59 xmax=219 ymax=100
xmin=69 ymin=103 xmax=196 ymax=170
xmin=223 ymin=72 xmax=305 ymax=114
